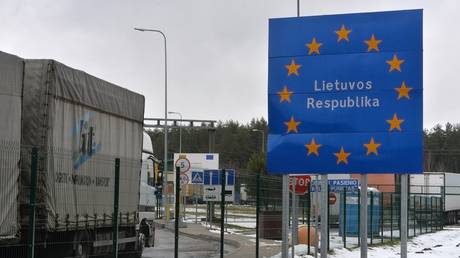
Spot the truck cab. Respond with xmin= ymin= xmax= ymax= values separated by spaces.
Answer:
xmin=138 ymin=131 xmax=160 ymax=247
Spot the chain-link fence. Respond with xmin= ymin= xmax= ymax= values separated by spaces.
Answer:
xmin=0 ymin=145 xmax=144 ymax=258
xmin=181 ymin=171 xmax=456 ymax=258
xmin=3 ymin=146 xmax=459 ymax=258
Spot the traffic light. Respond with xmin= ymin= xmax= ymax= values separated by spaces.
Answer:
xmin=156 ymin=162 xmax=164 ymax=187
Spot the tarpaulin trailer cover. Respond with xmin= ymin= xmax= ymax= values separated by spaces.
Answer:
xmin=18 ymin=58 xmax=144 ymax=231
xmin=0 ymin=51 xmax=23 ymax=239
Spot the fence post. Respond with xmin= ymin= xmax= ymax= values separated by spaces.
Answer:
xmin=307 ymin=182 xmax=311 ymax=255
xmin=113 ymin=158 xmax=120 ymax=258
xmin=380 ymin=192 xmax=383 ymax=244
xmin=195 ymin=194 xmax=198 ymax=224
xmin=357 ymin=190 xmax=360 ymax=247
xmin=399 ymin=193 xmax=402 ymax=240
xmin=256 ymin=173 xmax=260 ymax=258
xmin=27 ymin=148 xmax=39 ymax=258
xmin=327 ymin=183 xmax=330 ymax=251
xmin=370 ymin=191 xmax=374 ymax=245
xmin=437 ymin=198 xmax=441 ymax=231
xmin=220 ymin=169 xmax=226 ymax=258
xmin=390 ymin=193 xmax=393 ymax=242
xmin=419 ymin=196 xmax=422 ymax=235
xmin=440 ymin=188 xmax=444 ymax=230
xmin=413 ymin=196 xmax=416 ymax=237
xmin=343 ymin=186 xmax=346 ymax=249
xmin=303 ymin=196 xmax=306 ymax=225
xmin=430 ymin=197 xmax=433 ymax=233
xmin=424 ymin=196 xmax=428 ymax=233
xmin=175 ymin=166 xmax=181 ymax=258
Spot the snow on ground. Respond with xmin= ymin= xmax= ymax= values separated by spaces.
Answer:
xmin=270 ymin=227 xmax=460 ymax=258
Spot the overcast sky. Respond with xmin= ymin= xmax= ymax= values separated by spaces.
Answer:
xmin=1 ymin=0 xmax=458 ymax=129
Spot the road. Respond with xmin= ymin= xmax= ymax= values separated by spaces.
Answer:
xmin=142 ymin=228 xmax=235 ymax=258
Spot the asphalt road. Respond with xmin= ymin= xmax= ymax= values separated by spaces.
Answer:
xmin=142 ymin=228 xmax=234 ymax=258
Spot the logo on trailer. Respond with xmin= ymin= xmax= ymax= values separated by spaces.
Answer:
xmin=71 ymin=112 xmax=101 ymax=170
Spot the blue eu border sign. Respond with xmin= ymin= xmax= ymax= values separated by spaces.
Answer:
xmin=267 ymin=10 xmax=423 ymax=174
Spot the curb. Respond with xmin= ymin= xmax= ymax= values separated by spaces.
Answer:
xmin=181 ymin=232 xmax=241 ymax=249
xmin=155 ymin=222 xmax=242 ymax=254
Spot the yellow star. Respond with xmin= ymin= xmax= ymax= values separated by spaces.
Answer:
xmin=306 ymin=37 xmax=322 ymax=55
xmin=284 ymin=116 xmax=301 ymax=133
xmin=334 ymin=147 xmax=351 ymax=165
xmin=305 ymin=138 xmax=322 ymax=156
xmin=386 ymin=113 xmax=404 ymax=131
xmin=364 ymin=34 xmax=382 ymax=52
xmin=285 ymin=59 xmax=302 ymax=76
xmin=394 ymin=81 xmax=413 ymax=99
xmin=277 ymin=85 xmax=293 ymax=103
xmin=335 ymin=25 xmax=351 ymax=42
xmin=363 ymin=137 xmax=381 ymax=156
xmin=386 ymin=54 xmax=405 ymax=72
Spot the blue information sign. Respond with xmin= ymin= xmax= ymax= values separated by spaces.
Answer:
xmin=203 ymin=169 xmax=235 ymax=186
xmin=311 ymin=179 xmax=359 ymax=193
xmin=191 ymin=171 xmax=204 ymax=184
xmin=267 ymin=10 xmax=423 ymax=174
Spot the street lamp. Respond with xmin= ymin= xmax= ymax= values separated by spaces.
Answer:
xmin=251 ymin=129 xmax=265 ymax=153
xmin=168 ymin=111 xmax=183 ymax=154
xmin=134 ymin=27 xmax=169 ymax=223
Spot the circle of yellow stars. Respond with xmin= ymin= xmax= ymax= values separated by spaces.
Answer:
xmin=276 ymin=23 xmax=414 ymax=165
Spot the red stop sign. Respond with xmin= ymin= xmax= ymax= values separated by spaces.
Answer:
xmin=289 ymin=175 xmax=311 ymax=195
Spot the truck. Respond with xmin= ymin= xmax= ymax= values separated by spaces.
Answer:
xmin=138 ymin=131 xmax=160 ymax=247
xmin=0 ymin=50 xmax=145 ymax=257
xmin=410 ymin=172 xmax=460 ymax=225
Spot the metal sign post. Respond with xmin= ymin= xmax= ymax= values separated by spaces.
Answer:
xmin=291 ymin=190 xmax=297 ymax=258
xmin=220 ymin=169 xmax=226 ymax=258
xmin=314 ymin=175 xmax=319 ymax=258
xmin=320 ymin=175 xmax=328 ymax=257
xmin=360 ymin=174 xmax=368 ymax=258
xmin=174 ymin=166 xmax=180 ymax=258
xmin=282 ymin=175 xmax=289 ymax=258
xmin=401 ymin=174 xmax=408 ymax=258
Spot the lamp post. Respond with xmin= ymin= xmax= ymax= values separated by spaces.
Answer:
xmin=251 ymin=129 xmax=265 ymax=153
xmin=168 ymin=111 xmax=183 ymax=154
xmin=134 ymin=27 xmax=169 ymax=223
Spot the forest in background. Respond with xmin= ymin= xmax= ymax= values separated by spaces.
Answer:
xmin=147 ymin=119 xmax=460 ymax=174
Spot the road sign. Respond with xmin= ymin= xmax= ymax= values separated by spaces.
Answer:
xmin=191 ymin=171 xmax=204 ymax=184
xmin=180 ymin=173 xmax=189 ymax=186
xmin=310 ymin=179 xmax=359 ymax=192
xmin=175 ymin=157 xmax=191 ymax=173
xmin=289 ymin=175 xmax=311 ymax=195
xmin=203 ymin=169 xmax=235 ymax=202
xmin=267 ymin=10 xmax=423 ymax=174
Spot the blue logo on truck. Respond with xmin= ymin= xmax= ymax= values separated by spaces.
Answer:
xmin=71 ymin=112 xmax=101 ymax=170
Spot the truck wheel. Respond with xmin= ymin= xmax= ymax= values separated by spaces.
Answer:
xmin=74 ymin=231 xmax=91 ymax=258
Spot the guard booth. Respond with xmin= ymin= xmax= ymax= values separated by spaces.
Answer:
xmin=339 ymin=188 xmax=381 ymax=236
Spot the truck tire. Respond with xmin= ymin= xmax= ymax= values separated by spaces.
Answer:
xmin=73 ymin=231 xmax=92 ymax=258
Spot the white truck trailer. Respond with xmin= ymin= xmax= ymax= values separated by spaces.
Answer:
xmin=410 ymin=172 xmax=460 ymax=224
xmin=0 ymin=51 xmax=145 ymax=257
